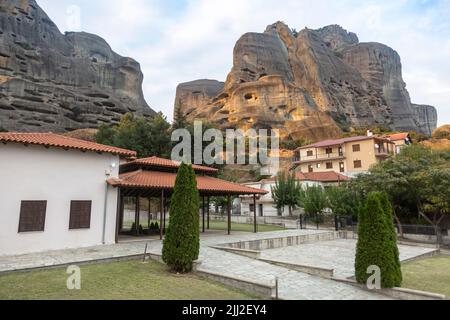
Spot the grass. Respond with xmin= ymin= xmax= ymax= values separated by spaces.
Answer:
xmin=0 ymin=260 xmax=261 ymax=300
xmin=124 ymin=220 xmax=286 ymax=233
xmin=206 ymin=221 xmax=285 ymax=233
xmin=402 ymin=255 xmax=450 ymax=297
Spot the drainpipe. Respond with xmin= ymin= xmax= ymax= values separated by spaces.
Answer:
xmin=102 ymin=162 xmax=116 ymax=244
xmin=102 ymin=182 xmax=109 ymax=245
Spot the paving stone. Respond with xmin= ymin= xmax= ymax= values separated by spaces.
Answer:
xmin=0 ymin=230 xmax=434 ymax=300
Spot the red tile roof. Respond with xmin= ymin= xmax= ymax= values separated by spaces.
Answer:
xmin=298 ymin=135 xmax=392 ymax=149
xmin=295 ymin=171 xmax=351 ymax=182
xmin=122 ymin=156 xmax=219 ymax=174
xmin=0 ymin=132 xmax=136 ymax=157
xmin=108 ymin=170 xmax=267 ymax=195
xmin=385 ymin=133 xmax=410 ymax=141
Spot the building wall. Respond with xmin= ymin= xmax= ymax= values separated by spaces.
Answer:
xmin=343 ymin=139 xmax=377 ymax=173
xmin=296 ymin=138 xmax=392 ymax=175
xmin=0 ymin=144 xmax=120 ymax=256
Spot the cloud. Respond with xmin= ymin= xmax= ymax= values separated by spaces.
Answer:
xmin=37 ymin=0 xmax=450 ymax=125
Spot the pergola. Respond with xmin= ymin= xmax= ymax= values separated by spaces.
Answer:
xmin=107 ymin=157 xmax=267 ymax=241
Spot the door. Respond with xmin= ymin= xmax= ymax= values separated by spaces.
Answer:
xmin=259 ymin=204 xmax=264 ymax=217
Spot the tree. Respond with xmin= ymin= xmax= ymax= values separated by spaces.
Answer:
xmin=326 ymin=186 xmax=361 ymax=220
xmin=95 ymin=112 xmax=172 ymax=158
xmin=412 ymin=168 xmax=450 ymax=246
xmin=379 ymin=192 xmax=403 ymax=286
xmin=351 ymin=144 xmax=450 ymax=238
xmin=162 ymin=163 xmax=200 ymax=273
xmin=272 ymin=172 xmax=300 ymax=216
xmin=298 ymin=185 xmax=327 ymax=228
xmin=172 ymin=105 xmax=189 ymax=130
xmin=355 ymin=192 xmax=402 ymax=288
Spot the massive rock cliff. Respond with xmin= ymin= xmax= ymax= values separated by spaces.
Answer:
xmin=175 ymin=22 xmax=437 ymax=139
xmin=0 ymin=0 xmax=155 ymax=133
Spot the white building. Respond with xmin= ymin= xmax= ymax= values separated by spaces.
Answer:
xmin=0 ymin=133 xmax=135 ymax=256
xmin=238 ymin=172 xmax=350 ymax=217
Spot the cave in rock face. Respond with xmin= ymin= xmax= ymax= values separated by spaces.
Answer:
xmin=175 ymin=22 xmax=438 ymax=141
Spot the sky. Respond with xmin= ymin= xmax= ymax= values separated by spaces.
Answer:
xmin=37 ymin=0 xmax=450 ymax=126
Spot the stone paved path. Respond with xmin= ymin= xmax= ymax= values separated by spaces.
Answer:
xmin=259 ymin=239 xmax=437 ymax=279
xmin=0 ymin=229 xmax=434 ymax=300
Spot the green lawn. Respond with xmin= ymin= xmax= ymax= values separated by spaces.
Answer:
xmin=402 ymin=255 xmax=450 ymax=297
xmin=0 ymin=260 xmax=261 ymax=300
xmin=206 ymin=221 xmax=285 ymax=233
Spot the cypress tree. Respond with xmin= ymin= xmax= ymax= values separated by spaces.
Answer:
xmin=355 ymin=192 xmax=401 ymax=288
xmin=379 ymin=192 xmax=403 ymax=286
xmin=162 ymin=163 xmax=200 ymax=272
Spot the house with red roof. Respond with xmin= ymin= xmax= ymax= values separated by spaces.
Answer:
xmin=0 ymin=133 xmax=266 ymax=256
xmin=293 ymin=132 xmax=396 ymax=177
xmin=238 ymin=172 xmax=350 ymax=217
xmin=384 ymin=132 xmax=412 ymax=154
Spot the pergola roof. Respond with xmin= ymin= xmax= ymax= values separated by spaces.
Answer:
xmin=108 ymin=170 xmax=268 ymax=196
xmin=121 ymin=156 xmax=219 ymax=174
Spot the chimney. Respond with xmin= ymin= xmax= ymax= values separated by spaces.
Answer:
xmin=367 ymin=130 xmax=373 ymax=137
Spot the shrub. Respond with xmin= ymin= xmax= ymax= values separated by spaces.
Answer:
xmin=355 ymin=192 xmax=402 ymax=288
xmin=162 ymin=163 xmax=200 ymax=273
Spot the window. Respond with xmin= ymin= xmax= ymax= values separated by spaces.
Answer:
xmin=307 ymin=150 xmax=314 ymax=157
xmin=339 ymin=162 xmax=345 ymax=173
xmin=354 ymin=160 xmax=362 ymax=169
xmin=326 ymin=162 xmax=333 ymax=169
xmin=249 ymin=204 xmax=255 ymax=213
xmin=325 ymin=148 xmax=333 ymax=155
xmin=316 ymin=163 xmax=321 ymax=169
xmin=308 ymin=165 xmax=314 ymax=173
xmin=18 ymin=201 xmax=47 ymax=233
xmin=352 ymin=144 xmax=361 ymax=152
xmin=69 ymin=201 xmax=92 ymax=229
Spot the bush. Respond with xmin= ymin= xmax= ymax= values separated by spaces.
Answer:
xmin=355 ymin=192 xmax=402 ymax=288
xmin=162 ymin=163 xmax=200 ymax=273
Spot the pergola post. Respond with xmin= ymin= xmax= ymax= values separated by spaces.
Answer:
xmin=202 ymin=196 xmax=206 ymax=233
xmin=253 ymin=194 xmax=257 ymax=233
xmin=227 ymin=195 xmax=232 ymax=235
xmin=135 ymin=195 xmax=140 ymax=235
xmin=160 ymin=190 xmax=164 ymax=240
xmin=207 ymin=197 xmax=210 ymax=230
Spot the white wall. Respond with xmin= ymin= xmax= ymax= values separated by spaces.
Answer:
xmin=239 ymin=180 xmax=322 ymax=217
xmin=0 ymin=143 xmax=120 ymax=256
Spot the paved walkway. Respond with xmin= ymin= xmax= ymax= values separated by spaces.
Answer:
xmin=0 ymin=229 xmax=434 ymax=300
xmin=260 ymin=239 xmax=437 ymax=279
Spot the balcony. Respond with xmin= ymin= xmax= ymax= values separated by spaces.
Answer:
xmin=293 ymin=152 xmax=346 ymax=164
xmin=375 ymin=149 xmax=391 ymax=158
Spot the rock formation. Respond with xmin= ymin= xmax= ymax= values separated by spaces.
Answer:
xmin=0 ymin=0 xmax=155 ymax=133
xmin=175 ymin=22 xmax=438 ymax=140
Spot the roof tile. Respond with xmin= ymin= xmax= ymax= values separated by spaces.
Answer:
xmin=0 ymin=132 xmax=136 ymax=157
xmin=108 ymin=170 xmax=267 ymax=195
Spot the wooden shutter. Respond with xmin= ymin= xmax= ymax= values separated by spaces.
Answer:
xmin=352 ymin=144 xmax=361 ymax=152
xmin=69 ymin=201 xmax=92 ymax=229
xmin=354 ymin=160 xmax=362 ymax=169
xmin=18 ymin=201 xmax=47 ymax=233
